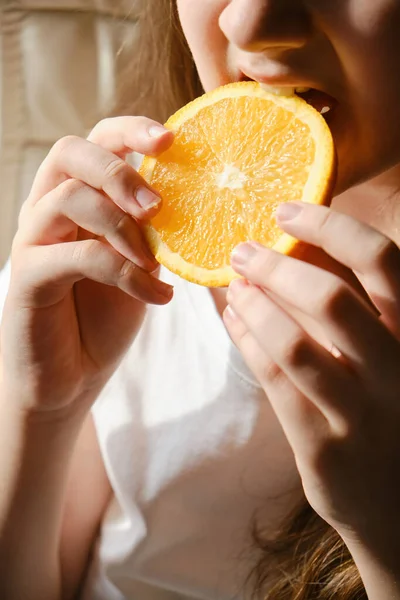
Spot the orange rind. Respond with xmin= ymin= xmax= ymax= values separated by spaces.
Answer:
xmin=139 ymin=82 xmax=336 ymax=287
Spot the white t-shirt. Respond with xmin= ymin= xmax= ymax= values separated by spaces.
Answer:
xmin=0 ymin=262 xmax=301 ymax=600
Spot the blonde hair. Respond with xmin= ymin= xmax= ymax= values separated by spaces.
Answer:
xmin=113 ymin=0 xmax=202 ymax=122
xmin=251 ymin=502 xmax=366 ymax=600
xmin=116 ymin=1 xmax=366 ymax=598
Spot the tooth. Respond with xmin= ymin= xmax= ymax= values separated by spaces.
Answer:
xmin=320 ymin=106 xmax=331 ymax=114
xmin=259 ymin=83 xmax=295 ymax=96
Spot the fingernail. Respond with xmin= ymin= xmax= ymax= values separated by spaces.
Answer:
xmin=275 ymin=202 xmax=302 ymax=222
xmin=148 ymin=125 xmax=169 ymax=138
xmin=136 ymin=186 xmax=161 ymax=211
xmin=231 ymin=242 xmax=258 ymax=268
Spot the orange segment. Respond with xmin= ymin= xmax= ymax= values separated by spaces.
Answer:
xmin=139 ymin=82 xmax=336 ymax=287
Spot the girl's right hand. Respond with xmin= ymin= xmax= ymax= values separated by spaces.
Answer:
xmin=0 ymin=117 xmax=174 ymax=416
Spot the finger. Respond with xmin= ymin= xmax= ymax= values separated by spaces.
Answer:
xmin=27 ymin=135 xmax=162 ymax=220
xmin=11 ymin=240 xmax=173 ymax=308
xmin=226 ymin=278 xmax=359 ymax=428
xmin=17 ymin=179 xmax=158 ymax=273
xmin=231 ymin=242 xmax=400 ymax=386
xmin=87 ymin=116 xmax=174 ymax=158
xmin=223 ymin=301 xmax=331 ymax=447
xmin=276 ymin=202 xmax=400 ymax=334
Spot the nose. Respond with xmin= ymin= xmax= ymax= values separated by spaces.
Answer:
xmin=219 ymin=0 xmax=313 ymax=52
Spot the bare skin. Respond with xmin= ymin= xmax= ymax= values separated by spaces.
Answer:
xmin=0 ymin=118 xmax=175 ymax=598
xmin=180 ymin=0 xmax=400 ymax=597
xmin=1 ymin=0 xmax=400 ymax=598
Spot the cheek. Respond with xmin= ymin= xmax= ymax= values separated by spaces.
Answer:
xmin=318 ymin=1 xmax=400 ymax=186
xmin=177 ymin=0 xmax=232 ymax=91
xmin=344 ymin=8 xmax=400 ymax=176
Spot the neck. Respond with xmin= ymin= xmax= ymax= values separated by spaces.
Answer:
xmin=333 ymin=163 xmax=400 ymax=244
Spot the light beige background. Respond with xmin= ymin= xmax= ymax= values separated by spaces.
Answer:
xmin=0 ymin=0 xmax=139 ymax=265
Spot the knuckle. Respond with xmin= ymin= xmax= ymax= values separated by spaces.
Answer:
xmin=130 ymin=115 xmax=157 ymax=130
xmin=117 ymin=257 xmax=137 ymax=285
xmin=103 ymin=157 xmax=130 ymax=182
xmin=113 ymin=211 xmax=134 ymax=236
xmin=71 ymin=238 xmax=100 ymax=265
xmin=333 ymin=413 xmax=359 ymax=441
xmin=260 ymin=359 xmax=284 ymax=386
xmin=236 ymin=329 xmax=283 ymax=385
xmin=18 ymin=200 xmax=31 ymax=227
xmin=11 ymin=227 xmax=26 ymax=252
xmin=90 ymin=117 xmax=112 ymax=136
xmin=281 ymin=334 xmax=313 ymax=368
xmin=320 ymin=279 xmax=354 ymax=321
xmin=88 ymin=116 xmax=147 ymax=142
xmin=318 ymin=206 xmax=335 ymax=237
xmin=88 ymin=117 xmax=121 ymax=142
xmin=95 ymin=204 xmax=137 ymax=246
xmin=372 ymin=237 xmax=400 ymax=273
xmin=51 ymin=135 xmax=80 ymax=158
xmin=80 ymin=188 xmax=112 ymax=224
xmin=57 ymin=178 xmax=86 ymax=204
xmin=236 ymin=327 xmax=254 ymax=358
xmin=254 ymin=251 xmax=280 ymax=281
xmin=231 ymin=283 xmax=254 ymax=313
xmin=89 ymin=190 xmax=109 ymax=216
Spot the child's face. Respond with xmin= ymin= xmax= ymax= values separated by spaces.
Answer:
xmin=177 ymin=0 xmax=400 ymax=193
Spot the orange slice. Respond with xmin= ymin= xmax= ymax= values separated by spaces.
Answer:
xmin=139 ymin=81 xmax=336 ymax=287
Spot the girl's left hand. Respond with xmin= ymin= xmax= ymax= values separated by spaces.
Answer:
xmin=224 ymin=201 xmax=400 ymax=555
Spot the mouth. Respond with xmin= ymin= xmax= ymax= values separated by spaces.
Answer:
xmin=294 ymin=88 xmax=338 ymax=122
xmin=239 ymin=74 xmax=338 ymax=123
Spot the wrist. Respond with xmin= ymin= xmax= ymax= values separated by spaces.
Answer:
xmin=342 ymin=532 xmax=400 ymax=599
xmin=342 ymin=522 xmax=400 ymax=569
xmin=0 ymin=387 xmax=85 ymax=501
xmin=0 ymin=382 xmax=98 ymax=518
xmin=0 ymin=385 xmax=90 ymax=600
xmin=0 ymin=375 xmax=99 ymax=427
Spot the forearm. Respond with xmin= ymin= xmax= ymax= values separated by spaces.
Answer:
xmin=0 ymin=392 xmax=88 ymax=600
xmin=346 ymin=537 xmax=400 ymax=600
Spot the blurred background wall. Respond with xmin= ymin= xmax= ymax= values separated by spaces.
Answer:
xmin=0 ymin=0 xmax=140 ymax=266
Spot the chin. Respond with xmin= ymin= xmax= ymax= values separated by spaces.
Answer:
xmin=335 ymin=149 xmax=400 ymax=196
xmin=326 ymin=124 xmax=374 ymax=195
